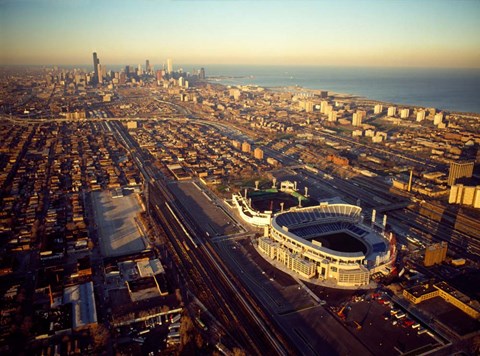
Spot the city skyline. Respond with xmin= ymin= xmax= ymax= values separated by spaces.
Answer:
xmin=1 ymin=9 xmax=480 ymax=351
xmin=1 ymin=0 xmax=480 ymax=68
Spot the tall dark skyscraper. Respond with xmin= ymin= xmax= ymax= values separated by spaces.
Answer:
xmin=200 ymin=67 xmax=206 ymax=80
xmin=92 ymin=52 xmax=99 ymax=84
xmin=145 ymin=59 xmax=150 ymax=74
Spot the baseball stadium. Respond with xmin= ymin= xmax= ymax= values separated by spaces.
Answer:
xmin=258 ymin=202 xmax=396 ymax=287
xmin=231 ymin=180 xmax=316 ymax=227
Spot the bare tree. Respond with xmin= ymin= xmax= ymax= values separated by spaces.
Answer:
xmin=179 ymin=315 xmax=193 ymax=345
xmin=175 ymin=288 xmax=183 ymax=304
xmin=91 ymin=324 xmax=110 ymax=351
xmin=232 ymin=347 xmax=246 ymax=356
xmin=195 ymin=332 xmax=204 ymax=349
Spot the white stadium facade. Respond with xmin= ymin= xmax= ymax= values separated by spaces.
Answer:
xmin=258 ymin=202 xmax=396 ymax=287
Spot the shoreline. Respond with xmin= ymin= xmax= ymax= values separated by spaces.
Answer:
xmin=206 ymin=78 xmax=480 ymax=117
xmin=207 ymin=77 xmax=360 ymax=99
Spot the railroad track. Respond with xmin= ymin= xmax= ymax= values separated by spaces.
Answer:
xmin=150 ymin=196 xmax=275 ymax=354
xmin=391 ymin=208 xmax=480 ymax=259
xmin=110 ymin=120 xmax=288 ymax=354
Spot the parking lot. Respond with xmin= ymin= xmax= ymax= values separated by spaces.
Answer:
xmin=168 ymin=181 xmax=241 ymax=237
xmin=91 ymin=190 xmax=147 ymax=258
xmin=113 ymin=310 xmax=183 ymax=354
xmin=334 ymin=294 xmax=442 ymax=355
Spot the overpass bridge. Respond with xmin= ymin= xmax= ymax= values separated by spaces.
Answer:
xmin=1 ymin=115 xmax=189 ymax=125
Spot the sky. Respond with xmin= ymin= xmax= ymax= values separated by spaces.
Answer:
xmin=1 ymin=0 xmax=479 ymax=67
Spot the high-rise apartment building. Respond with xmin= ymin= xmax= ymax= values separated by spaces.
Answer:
xmin=448 ymin=161 xmax=474 ymax=186
xmin=229 ymin=88 xmax=241 ymax=100
xmin=374 ymin=104 xmax=383 ymax=114
xmin=241 ymin=141 xmax=251 ymax=153
xmin=352 ymin=110 xmax=366 ymax=126
xmin=434 ymin=112 xmax=444 ymax=125
xmin=320 ymin=101 xmax=328 ymax=114
xmin=324 ymin=105 xmax=333 ymax=115
xmin=254 ymin=147 xmax=264 ymax=160
xmin=387 ymin=106 xmax=397 ymax=117
xmin=424 ymin=242 xmax=448 ymax=267
xmin=400 ymin=108 xmax=410 ymax=118
xmin=416 ymin=110 xmax=425 ymax=122
xmin=449 ymin=184 xmax=464 ymax=204
xmin=304 ymin=101 xmax=314 ymax=113
xmin=167 ymin=58 xmax=173 ymax=74
xmin=328 ymin=111 xmax=337 ymax=122
xmin=352 ymin=112 xmax=362 ymax=126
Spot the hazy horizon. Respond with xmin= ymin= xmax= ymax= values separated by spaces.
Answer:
xmin=1 ymin=0 xmax=479 ymax=68
xmin=3 ymin=63 xmax=480 ymax=71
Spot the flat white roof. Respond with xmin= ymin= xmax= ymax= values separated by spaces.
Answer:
xmin=137 ymin=259 xmax=165 ymax=278
xmin=63 ymin=282 xmax=97 ymax=329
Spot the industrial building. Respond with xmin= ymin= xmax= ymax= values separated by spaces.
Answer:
xmin=403 ymin=281 xmax=480 ymax=320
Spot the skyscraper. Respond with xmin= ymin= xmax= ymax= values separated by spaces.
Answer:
xmin=119 ymin=72 xmax=126 ymax=85
xmin=146 ymin=59 xmax=150 ymax=74
xmin=167 ymin=58 xmax=173 ymax=74
xmin=199 ymin=67 xmax=206 ymax=80
xmin=97 ymin=63 xmax=102 ymax=84
xmin=92 ymin=52 xmax=100 ymax=84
